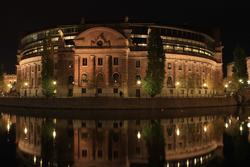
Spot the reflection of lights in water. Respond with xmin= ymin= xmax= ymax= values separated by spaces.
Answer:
xmin=203 ymin=125 xmax=207 ymax=132
xmin=167 ymin=163 xmax=169 ymax=167
xmin=7 ymin=121 xmax=11 ymax=132
xmin=40 ymin=159 xmax=42 ymax=167
xmin=137 ymin=131 xmax=141 ymax=139
xmin=200 ymin=157 xmax=203 ymax=164
xmin=186 ymin=160 xmax=189 ymax=167
xmin=225 ymin=123 xmax=229 ymax=128
xmin=24 ymin=127 xmax=28 ymax=135
xmin=176 ymin=128 xmax=180 ymax=136
xmin=177 ymin=162 xmax=180 ymax=167
xmin=194 ymin=158 xmax=197 ymax=165
xmin=53 ymin=129 xmax=56 ymax=139
xmin=247 ymin=122 xmax=250 ymax=128
xmin=240 ymin=125 xmax=243 ymax=132
xmin=229 ymin=119 xmax=232 ymax=124
xmin=53 ymin=118 xmax=57 ymax=124
xmin=33 ymin=156 xmax=37 ymax=164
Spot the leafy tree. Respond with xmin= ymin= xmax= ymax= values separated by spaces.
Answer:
xmin=233 ymin=46 xmax=248 ymax=89
xmin=142 ymin=120 xmax=165 ymax=167
xmin=41 ymin=39 xmax=55 ymax=97
xmin=143 ymin=28 xmax=165 ymax=97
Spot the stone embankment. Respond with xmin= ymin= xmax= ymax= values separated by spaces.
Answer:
xmin=0 ymin=97 xmax=237 ymax=119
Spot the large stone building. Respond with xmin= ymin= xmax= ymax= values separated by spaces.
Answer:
xmin=16 ymin=22 xmax=223 ymax=97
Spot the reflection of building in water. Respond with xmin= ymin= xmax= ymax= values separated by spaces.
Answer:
xmin=15 ymin=115 xmax=223 ymax=167
xmin=16 ymin=22 xmax=223 ymax=97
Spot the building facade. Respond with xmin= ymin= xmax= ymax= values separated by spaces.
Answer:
xmin=0 ymin=73 xmax=17 ymax=95
xmin=17 ymin=23 xmax=223 ymax=97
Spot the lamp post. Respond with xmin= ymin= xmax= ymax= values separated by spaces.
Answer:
xmin=24 ymin=82 xmax=28 ymax=97
xmin=203 ymin=83 xmax=208 ymax=96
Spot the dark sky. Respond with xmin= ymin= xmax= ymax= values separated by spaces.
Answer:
xmin=1 ymin=1 xmax=250 ymax=74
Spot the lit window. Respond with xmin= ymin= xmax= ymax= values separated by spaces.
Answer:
xmin=178 ymin=64 xmax=182 ymax=70
xmin=113 ymin=88 xmax=118 ymax=94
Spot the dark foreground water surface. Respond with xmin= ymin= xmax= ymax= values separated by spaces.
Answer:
xmin=0 ymin=106 xmax=250 ymax=167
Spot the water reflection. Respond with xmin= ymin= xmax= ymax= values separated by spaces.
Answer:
xmin=0 ymin=107 xmax=250 ymax=167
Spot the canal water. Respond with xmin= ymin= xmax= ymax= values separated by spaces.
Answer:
xmin=0 ymin=106 xmax=249 ymax=167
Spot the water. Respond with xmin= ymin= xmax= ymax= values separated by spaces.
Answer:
xmin=0 ymin=106 xmax=249 ymax=167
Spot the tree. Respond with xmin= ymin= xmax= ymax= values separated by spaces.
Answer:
xmin=142 ymin=120 xmax=165 ymax=167
xmin=233 ymin=46 xmax=248 ymax=89
xmin=143 ymin=28 xmax=165 ymax=97
xmin=42 ymin=39 xmax=55 ymax=97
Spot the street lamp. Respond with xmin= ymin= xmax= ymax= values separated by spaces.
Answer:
xmin=137 ymin=131 xmax=141 ymax=140
xmin=175 ymin=81 xmax=180 ymax=96
xmin=225 ymin=123 xmax=229 ymax=128
xmin=24 ymin=82 xmax=28 ymax=87
xmin=24 ymin=127 xmax=28 ymax=135
xmin=52 ymin=80 xmax=57 ymax=85
xmin=136 ymin=80 xmax=141 ymax=85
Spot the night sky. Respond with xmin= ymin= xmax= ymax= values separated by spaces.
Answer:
xmin=0 ymin=1 xmax=249 ymax=75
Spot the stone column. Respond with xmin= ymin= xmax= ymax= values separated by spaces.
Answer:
xmin=74 ymin=55 xmax=79 ymax=86
xmin=90 ymin=55 xmax=96 ymax=93
xmin=105 ymin=55 xmax=111 ymax=86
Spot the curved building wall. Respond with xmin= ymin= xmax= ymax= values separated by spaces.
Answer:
xmin=17 ymin=23 xmax=223 ymax=97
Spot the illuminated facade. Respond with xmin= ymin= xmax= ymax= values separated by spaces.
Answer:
xmin=1 ymin=74 xmax=17 ymax=94
xmin=16 ymin=23 xmax=223 ymax=97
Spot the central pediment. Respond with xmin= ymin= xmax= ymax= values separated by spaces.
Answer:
xmin=74 ymin=27 xmax=128 ymax=48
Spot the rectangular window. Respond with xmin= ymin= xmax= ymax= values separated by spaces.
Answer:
xmin=38 ymin=65 xmax=40 ymax=71
xmin=113 ymin=88 xmax=118 ymax=94
xmin=113 ymin=122 xmax=118 ymax=128
xmin=97 ymin=122 xmax=102 ymax=128
xmin=97 ymin=88 xmax=102 ymax=94
xmin=81 ymin=133 xmax=88 ymax=139
xmin=168 ymin=144 xmax=172 ymax=150
xmin=81 ymin=88 xmax=86 ymax=94
xmin=168 ymin=63 xmax=172 ymax=69
xmin=98 ymin=58 xmax=103 ymax=65
xmin=82 ymin=58 xmax=87 ymax=66
xmin=97 ymin=150 xmax=103 ymax=159
xmin=113 ymin=151 xmax=118 ymax=159
xmin=135 ymin=60 xmax=140 ymax=68
xmin=136 ymin=89 xmax=140 ymax=97
xmin=136 ymin=147 xmax=141 ymax=155
xmin=178 ymin=64 xmax=182 ymax=70
xmin=82 ymin=149 xmax=88 ymax=158
xmin=113 ymin=58 xmax=119 ymax=65
xmin=81 ymin=122 xmax=86 ymax=128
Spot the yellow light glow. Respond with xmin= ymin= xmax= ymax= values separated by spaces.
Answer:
xmin=52 ymin=81 xmax=57 ymax=85
xmin=24 ymin=127 xmax=28 ymax=135
xmin=176 ymin=128 xmax=180 ymax=136
xmin=224 ymin=84 xmax=228 ymax=88
xmin=203 ymin=125 xmax=207 ymax=132
xmin=225 ymin=123 xmax=229 ymax=128
xmin=194 ymin=158 xmax=197 ymax=165
xmin=33 ymin=156 xmax=37 ymax=164
xmin=186 ymin=160 xmax=189 ymax=167
xmin=136 ymin=80 xmax=141 ymax=85
xmin=240 ymin=125 xmax=243 ymax=131
xmin=24 ymin=82 xmax=28 ymax=86
xmin=7 ymin=84 xmax=12 ymax=88
xmin=53 ymin=129 xmax=56 ymax=139
xmin=247 ymin=122 xmax=250 ymax=128
xmin=137 ymin=131 xmax=141 ymax=139
xmin=203 ymin=83 xmax=207 ymax=87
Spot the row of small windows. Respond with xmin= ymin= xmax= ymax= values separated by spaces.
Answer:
xmin=167 ymin=63 xmax=210 ymax=72
xmin=82 ymin=57 xmax=119 ymax=66
xmin=82 ymin=58 xmax=141 ymax=68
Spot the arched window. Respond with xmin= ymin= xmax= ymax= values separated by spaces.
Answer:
xmin=167 ymin=76 xmax=173 ymax=87
xmin=81 ymin=73 xmax=88 ymax=82
xmin=113 ymin=73 xmax=120 ymax=83
xmin=96 ymin=73 xmax=104 ymax=82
